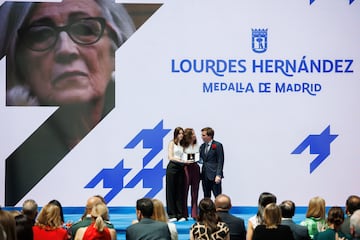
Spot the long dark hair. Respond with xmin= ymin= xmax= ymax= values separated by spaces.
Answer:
xmin=256 ymin=192 xmax=277 ymax=224
xmin=173 ymin=127 xmax=184 ymax=145
xmin=197 ymin=198 xmax=221 ymax=233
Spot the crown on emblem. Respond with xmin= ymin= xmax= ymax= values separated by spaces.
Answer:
xmin=252 ymin=28 xmax=268 ymax=37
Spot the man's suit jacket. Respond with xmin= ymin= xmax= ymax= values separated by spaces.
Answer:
xmin=217 ymin=211 xmax=246 ymax=240
xmin=126 ymin=218 xmax=171 ymax=240
xmin=339 ymin=216 xmax=350 ymax=235
xmin=281 ymin=219 xmax=311 ymax=240
xmin=200 ymin=140 xmax=224 ymax=180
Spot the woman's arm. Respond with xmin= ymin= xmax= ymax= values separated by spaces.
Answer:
xmin=246 ymin=220 xmax=254 ymax=240
xmin=225 ymin=232 xmax=230 ymax=240
xmin=189 ymin=232 xmax=194 ymax=240
xmin=110 ymin=229 xmax=117 ymax=240
xmin=74 ymin=227 xmax=85 ymax=240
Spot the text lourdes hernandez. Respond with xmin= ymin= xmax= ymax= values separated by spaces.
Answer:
xmin=170 ymin=56 xmax=355 ymax=96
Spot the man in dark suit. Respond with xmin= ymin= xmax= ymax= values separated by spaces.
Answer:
xmin=350 ymin=209 xmax=360 ymax=240
xmin=340 ymin=195 xmax=360 ymax=235
xmin=280 ymin=200 xmax=311 ymax=240
xmin=215 ymin=194 xmax=246 ymax=240
xmin=126 ymin=198 xmax=171 ymax=240
xmin=21 ymin=199 xmax=38 ymax=225
xmin=199 ymin=127 xmax=224 ymax=198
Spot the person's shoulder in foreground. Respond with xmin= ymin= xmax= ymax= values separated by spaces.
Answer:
xmin=341 ymin=195 xmax=360 ymax=235
xmin=351 ymin=209 xmax=360 ymax=240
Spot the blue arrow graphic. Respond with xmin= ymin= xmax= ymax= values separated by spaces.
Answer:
xmin=125 ymin=120 xmax=171 ymax=166
xmin=84 ymin=160 xmax=131 ymax=203
xmin=292 ymin=125 xmax=338 ymax=173
xmin=124 ymin=160 xmax=166 ymax=198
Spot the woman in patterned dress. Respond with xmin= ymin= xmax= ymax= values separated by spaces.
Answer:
xmin=190 ymin=198 xmax=230 ymax=240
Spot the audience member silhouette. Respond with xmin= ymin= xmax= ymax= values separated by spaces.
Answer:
xmin=152 ymin=198 xmax=178 ymax=240
xmin=70 ymin=195 xmax=114 ymax=239
xmin=74 ymin=203 xmax=116 ymax=240
xmin=252 ymin=203 xmax=294 ymax=240
xmin=314 ymin=206 xmax=350 ymax=240
xmin=0 ymin=209 xmax=17 ymax=240
xmin=340 ymin=195 xmax=360 ymax=235
xmin=126 ymin=198 xmax=171 ymax=240
xmin=190 ymin=198 xmax=230 ymax=240
xmin=21 ymin=199 xmax=38 ymax=225
xmin=215 ymin=194 xmax=246 ymax=240
xmin=32 ymin=203 xmax=68 ymax=240
xmin=246 ymin=192 xmax=277 ymax=240
xmin=280 ymin=200 xmax=311 ymax=240
xmin=300 ymin=196 xmax=327 ymax=239
xmin=49 ymin=199 xmax=66 ymax=224
xmin=350 ymin=209 xmax=360 ymax=240
xmin=14 ymin=213 xmax=34 ymax=240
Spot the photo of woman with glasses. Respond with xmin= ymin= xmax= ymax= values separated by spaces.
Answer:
xmin=0 ymin=0 xmax=136 ymax=205
xmin=2 ymin=0 xmax=135 ymax=109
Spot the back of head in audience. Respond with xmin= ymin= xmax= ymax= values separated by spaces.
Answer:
xmin=83 ymin=195 xmax=105 ymax=220
xmin=263 ymin=203 xmax=282 ymax=227
xmin=279 ymin=200 xmax=295 ymax=218
xmin=22 ymin=199 xmax=38 ymax=222
xmin=136 ymin=198 xmax=154 ymax=219
xmin=346 ymin=195 xmax=360 ymax=216
xmin=350 ymin=209 xmax=360 ymax=239
xmin=14 ymin=214 xmax=33 ymax=240
xmin=257 ymin=192 xmax=277 ymax=223
xmin=36 ymin=203 xmax=63 ymax=228
xmin=258 ymin=192 xmax=277 ymax=208
xmin=91 ymin=203 xmax=109 ymax=232
xmin=151 ymin=199 xmax=168 ymax=223
xmin=49 ymin=199 xmax=65 ymax=223
xmin=198 ymin=198 xmax=221 ymax=233
xmin=327 ymin=206 xmax=344 ymax=228
xmin=215 ymin=194 xmax=232 ymax=211
xmin=0 ymin=209 xmax=17 ymax=240
xmin=305 ymin=196 xmax=326 ymax=219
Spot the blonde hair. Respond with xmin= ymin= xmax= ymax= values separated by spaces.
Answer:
xmin=91 ymin=203 xmax=109 ymax=232
xmin=35 ymin=204 xmax=62 ymax=229
xmin=151 ymin=199 xmax=168 ymax=223
xmin=306 ymin=196 xmax=326 ymax=219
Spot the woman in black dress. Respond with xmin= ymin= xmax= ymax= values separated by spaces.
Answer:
xmin=252 ymin=203 xmax=294 ymax=240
